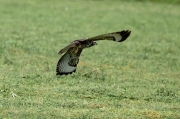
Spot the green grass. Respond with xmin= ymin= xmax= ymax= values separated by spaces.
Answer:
xmin=0 ymin=0 xmax=180 ymax=118
xmin=129 ymin=0 xmax=180 ymax=4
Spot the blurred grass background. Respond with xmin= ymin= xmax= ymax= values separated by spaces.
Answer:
xmin=0 ymin=0 xmax=180 ymax=118
xmin=130 ymin=0 xmax=180 ymax=4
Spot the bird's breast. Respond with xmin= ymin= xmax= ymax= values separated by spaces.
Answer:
xmin=69 ymin=47 xmax=78 ymax=54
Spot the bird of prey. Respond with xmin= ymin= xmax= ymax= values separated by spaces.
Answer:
xmin=56 ymin=30 xmax=131 ymax=75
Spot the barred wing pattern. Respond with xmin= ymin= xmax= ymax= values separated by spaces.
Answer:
xmin=56 ymin=48 xmax=82 ymax=75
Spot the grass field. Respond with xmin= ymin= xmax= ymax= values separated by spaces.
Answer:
xmin=0 ymin=0 xmax=180 ymax=118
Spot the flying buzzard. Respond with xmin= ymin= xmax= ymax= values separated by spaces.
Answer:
xmin=56 ymin=30 xmax=131 ymax=75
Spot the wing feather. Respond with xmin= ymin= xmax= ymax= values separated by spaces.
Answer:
xmin=58 ymin=43 xmax=77 ymax=55
xmin=56 ymin=48 xmax=82 ymax=75
xmin=87 ymin=30 xmax=131 ymax=42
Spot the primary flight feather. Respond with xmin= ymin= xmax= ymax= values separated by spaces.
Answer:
xmin=56 ymin=30 xmax=131 ymax=75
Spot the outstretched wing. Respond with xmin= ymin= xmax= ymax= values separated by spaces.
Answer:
xmin=87 ymin=30 xmax=131 ymax=42
xmin=58 ymin=43 xmax=76 ymax=55
xmin=56 ymin=48 xmax=82 ymax=75
xmin=58 ymin=40 xmax=80 ymax=55
xmin=58 ymin=30 xmax=131 ymax=55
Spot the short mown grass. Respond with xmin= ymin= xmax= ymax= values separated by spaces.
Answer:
xmin=0 ymin=0 xmax=180 ymax=118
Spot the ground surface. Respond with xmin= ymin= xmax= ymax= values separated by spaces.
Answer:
xmin=0 ymin=0 xmax=180 ymax=118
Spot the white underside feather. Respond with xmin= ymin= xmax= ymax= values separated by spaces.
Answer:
xmin=58 ymin=53 xmax=76 ymax=73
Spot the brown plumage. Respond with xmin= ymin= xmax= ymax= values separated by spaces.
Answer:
xmin=56 ymin=30 xmax=131 ymax=75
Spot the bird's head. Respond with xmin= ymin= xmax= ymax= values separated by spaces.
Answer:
xmin=85 ymin=40 xmax=97 ymax=48
xmin=92 ymin=41 xmax=97 ymax=45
